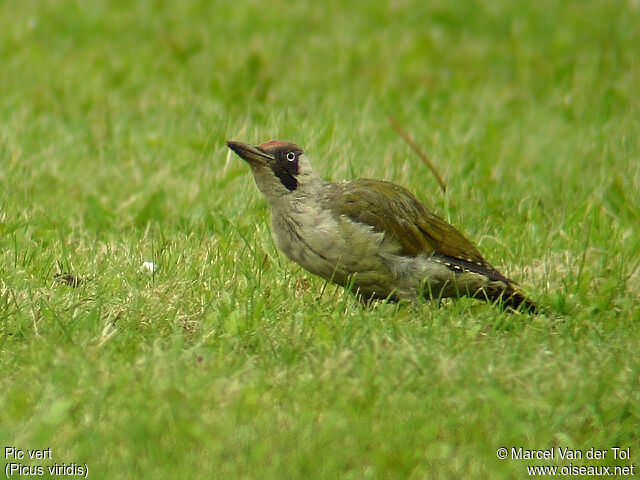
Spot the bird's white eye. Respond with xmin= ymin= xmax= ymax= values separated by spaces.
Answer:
xmin=286 ymin=152 xmax=296 ymax=161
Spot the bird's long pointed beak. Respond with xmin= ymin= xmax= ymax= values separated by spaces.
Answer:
xmin=227 ymin=140 xmax=274 ymax=166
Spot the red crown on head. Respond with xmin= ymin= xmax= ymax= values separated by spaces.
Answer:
xmin=257 ymin=140 xmax=300 ymax=150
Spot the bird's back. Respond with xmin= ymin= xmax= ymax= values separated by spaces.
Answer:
xmin=323 ymin=178 xmax=512 ymax=282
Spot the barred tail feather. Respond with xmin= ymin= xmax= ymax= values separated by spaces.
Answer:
xmin=501 ymin=289 xmax=538 ymax=313
xmin=475 ymin=286 xmax=538 ymax=313
xmin=433 ymin=254 xmax=538 ymax=313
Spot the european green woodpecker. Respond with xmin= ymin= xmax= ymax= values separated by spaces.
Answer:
xmin=227 ymin=140 xmax=537 ymax=312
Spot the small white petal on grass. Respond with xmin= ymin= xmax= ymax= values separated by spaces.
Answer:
xmin=140 ymin=261 xmax=157 ymax=273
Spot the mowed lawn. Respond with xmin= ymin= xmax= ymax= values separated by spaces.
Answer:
xmin=1 ymin=0 xmax=638 ymax=478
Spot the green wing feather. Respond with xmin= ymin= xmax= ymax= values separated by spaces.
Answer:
xmin=327 ymin=178 xmax=507 ymax=279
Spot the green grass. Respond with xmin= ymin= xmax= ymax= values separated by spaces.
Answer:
xmin=1 ymin=0 xmax=639 ymax=478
